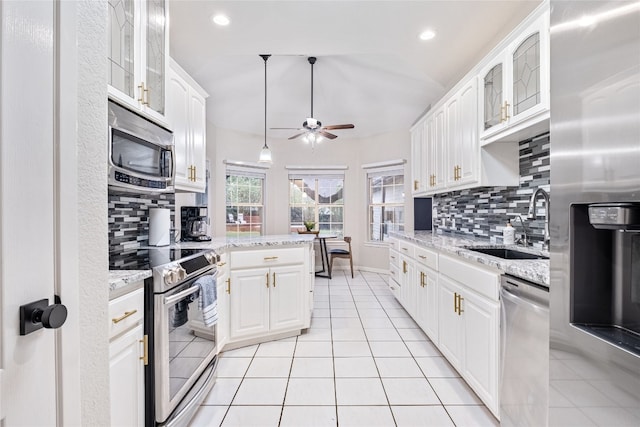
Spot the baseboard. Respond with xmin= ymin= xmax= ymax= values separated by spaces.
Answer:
xmin=329 ymin=265 xmax=390 ymax=275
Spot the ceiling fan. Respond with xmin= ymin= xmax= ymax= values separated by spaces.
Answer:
xmin=271 ymin=56 xmax=354 ymax=143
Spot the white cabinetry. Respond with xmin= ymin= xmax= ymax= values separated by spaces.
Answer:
xmin=438 ymin=254 xmax=500 ymax=417
xmin=108 ymin=286 xmax=145 ymax=427
xmin=216 ymin=253 xmax=230 ymax=352
xmin=167 ymin=59 xmax=209 ymax=193
xmin=107 ymin=0 xmax=168 ymax=126
xmin=226 ymin=246 xmax=310 ymax=348
xmin=410 ymin=120 xmax=426 ymax=194
xmin=387 ymin=239 xmax=501 ymax=418
xmin=445 ymin=79 xmax=478 ymax=187
xmin=479 ymin=7 xmax=550 ymax=144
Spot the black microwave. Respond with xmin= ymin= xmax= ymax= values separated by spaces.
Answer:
xmin=108 ymin=100 xmax=175 ymax=193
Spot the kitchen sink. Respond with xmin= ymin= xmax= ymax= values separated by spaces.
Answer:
xmin=465 ymin=247 xmax=549 ymax=260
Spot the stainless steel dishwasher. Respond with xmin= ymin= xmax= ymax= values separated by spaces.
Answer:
xmin=500 ymin=274 xmax=549 ymax=427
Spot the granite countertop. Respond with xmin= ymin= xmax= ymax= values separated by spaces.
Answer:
xmin=108 ymin=270 xmax=152 ymax=299
xmin=389 ymin=230 xmax=550 ymax=286
xmin=109 ymin=234 xmax=317 ymax=297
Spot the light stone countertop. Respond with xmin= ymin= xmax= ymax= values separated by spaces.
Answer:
xmin=108 ymin=270 xmax=152 ymax=300
xmin=389 ymin=230 xmax=550 ymax=286
xmin=109 ymin=234 xmax=317 ymax=297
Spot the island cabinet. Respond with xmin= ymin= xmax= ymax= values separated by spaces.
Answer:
xmin=224 ymin=246 xmax=311 ymax=349
xmin=108 ymin=285 xmax=145 ymax=427
xmin=438 ymin=254 xmax=501 ymax=417
xmin=107 ymin=0 xmax=169 ymax=126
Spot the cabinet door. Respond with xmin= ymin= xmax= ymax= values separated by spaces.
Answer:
xmin=411 ymin=120 xmax=425 ymax=194
xmin=107 ymin=0 xmax=139 ymax=102
xmin=415 ymin=267 xmax=429 ymax=330
xmin=142 ymin=0 xmax=167 ymax=118
xmin=432 ymin=108 xmax=446 ymax=190
xmin=189 ymin=89 xmax=207 ymax=192
xmin=216 ymin=267 xmax=229 ymax=352
xmin=460 ymin=289 xmax=499 ymax=414
xmin=400 ymin=256 xmax=416 ymax=318
xmin=478 ymin=51 xmax=510 ymax=140
xmin=423 ymin=267 xmax=439 ymax=344
xmin=509 ymin=13 xmax=549 ymax=125
xmin=229 ymin=268 xmax=270 ymax=340
xmin=270 ymin=265 xmax=306 ymax=332
xmin=458 ymin=79 xmax=478 ymax=185
xmin=437 ymin=275 xmax=462 ymax=369
xmin=444 ymin=95 xmax=459 ymax=187
xmin=109 ymin=324 xmax=145 ymax=427
xmin=167 ymin=69 xmax=191 ymax=189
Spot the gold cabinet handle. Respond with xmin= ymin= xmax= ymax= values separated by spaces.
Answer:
xmin=458 ymin=295 xmax=464 ymax=315
xmin=139 ymin=334 xmax=149 ymax=366
xmin=112 ymin=309 xmax=137 ymax=324
xmin=226 ymin=278 xmax=231 ymax=294
xmin=401 ymin=247 xmax=408 ymax=251
xmin=418 ymin=255 xmax=427 ymax=260
xmin=414 ymin=180 xmax=419 ymax=191
xmin=454 ymin=292 xmax=458 ymax=313
xmin=272 ymin=272 xmax=276 ymax=287
xmin=420 ymin=271 xmax=425 ymax=287
xmin=217 ymin=261 xmax=227 ymax=267
xmin=266 ymin=272 xmax=270 ymax=288
xmin=402 ymin=260 xmax=407 ymax=274
xmin=264 ymin=256 xmax=279 ymax=261
xmin=504 ymin=101 xmax=510 ymax=121
xmin=390 ymin=255 xmax=396 ymax=259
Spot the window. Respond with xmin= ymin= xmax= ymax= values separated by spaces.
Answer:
xmin=289 ymin=175 xmax=344 ymax=235
xmin=225 ymin=166 xmax=265 ymax=238
xmin=367 ymin=168 xmax=405 ymax=242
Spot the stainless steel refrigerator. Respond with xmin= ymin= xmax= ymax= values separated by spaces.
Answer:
xmin=550 ymin=1 xmax=640 ymax=426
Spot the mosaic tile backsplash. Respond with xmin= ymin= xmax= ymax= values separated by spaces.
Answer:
xmin=432 ymin=132 xmax=550 ymax=248
xmin=108 ymin=191 xmax=175 ymax=268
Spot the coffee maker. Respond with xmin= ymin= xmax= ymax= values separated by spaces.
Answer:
xmin=180 ymin=206 xmax=211 ymax=242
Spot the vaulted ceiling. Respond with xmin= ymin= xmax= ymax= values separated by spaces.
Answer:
xmin=169 ymin=1 xmax=541 ymax=140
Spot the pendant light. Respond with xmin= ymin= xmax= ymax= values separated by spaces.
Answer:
xmin=258 ymin=54 xmax=272 ymax=164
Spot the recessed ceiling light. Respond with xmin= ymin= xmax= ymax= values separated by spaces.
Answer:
xmin=419 ymin=30 xmax=436 ymax=41
xmin=212 ymin=14 xmax=230 ymax=26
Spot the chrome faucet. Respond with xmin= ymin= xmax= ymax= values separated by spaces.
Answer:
xmin=528 ymin=187 xmax=550 ymax=249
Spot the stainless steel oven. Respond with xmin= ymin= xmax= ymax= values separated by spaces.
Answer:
xmin=108 ymin=100 xmax=175 ymax=193
xmin=145 ymin=248 xmax=219 ymax=426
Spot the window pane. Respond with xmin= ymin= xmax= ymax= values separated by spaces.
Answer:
xmin=289 ymin=176 xmax=344 ymax=235
xmin=367 ymin=171 xmax=404 ymax=242
xmin=226 ymin=172 xmax=265 ymax=237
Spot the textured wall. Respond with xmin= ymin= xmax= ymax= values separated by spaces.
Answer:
xmin=432 ymin=132 xmax=550 ymax=248
xmin=108 ymin=191 xmax=175 ymax=268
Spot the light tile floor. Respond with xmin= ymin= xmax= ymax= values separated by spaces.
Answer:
xmin=190 ymin=270 xmax=499 ymax=427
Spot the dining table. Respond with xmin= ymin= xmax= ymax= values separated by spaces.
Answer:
xmin=313 ymin=232 xmax=338 ymax=278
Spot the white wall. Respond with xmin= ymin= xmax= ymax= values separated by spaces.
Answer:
xmin=207 ymin=125 xmax=412 ymax=271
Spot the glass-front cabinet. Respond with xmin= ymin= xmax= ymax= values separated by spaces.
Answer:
xmin=478 ymin=12 xmax=549 ymax=142
xmin=108 ymin=0 xmax=168 ymax=126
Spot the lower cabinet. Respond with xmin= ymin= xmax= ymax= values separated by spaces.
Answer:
xmin=216 ymin=254 xmax=230 ymax=352
xmin=108 ymin=286 xmax=145 ymax=426
xmin=388 ymin=240 xmax=501 ymax=418
xmin=416 ymin=265 xmax=439 ymax=344
xmin=226 ymin=246 xmax=310 ymax=347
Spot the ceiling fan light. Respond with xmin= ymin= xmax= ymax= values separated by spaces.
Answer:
xmin=419 ymin=29 xmax=436 ymax=41
xmin=306 ymin=117 xmax=318 ymax=129
xmin=212 ymin=14 xmax=230 ymax=26
xmin=258 ymin=146 xmax=272 ymax=163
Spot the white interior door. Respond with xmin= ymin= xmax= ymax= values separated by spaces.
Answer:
xmin=1 ymin=1 xmax=58 ymax=423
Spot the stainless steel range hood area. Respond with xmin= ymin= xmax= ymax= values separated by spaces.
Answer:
xmin=550 ymin=1 xmax=640 ymax=426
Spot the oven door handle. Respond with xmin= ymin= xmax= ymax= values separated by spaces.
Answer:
xmin=164 ymin=285 xmax=200 ymax=306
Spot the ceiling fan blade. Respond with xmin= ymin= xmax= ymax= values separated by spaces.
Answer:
xmin=270 ymin=127 xmax=304 ymax=130
xmin=319 ymin=131 xmax=338 ymax=140
xmin=288 ymin=132 xmax=307 ymax=140
xmin=322 ymin=124 xmax=355 ymax=130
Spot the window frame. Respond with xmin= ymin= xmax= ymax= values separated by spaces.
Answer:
xmin=225 ymin=164 xmax=266 ymax=238
xmin=365 ymin=164 xmax=406 ymax=243
xmin=288 ymin=172 xmax=345 ymax=236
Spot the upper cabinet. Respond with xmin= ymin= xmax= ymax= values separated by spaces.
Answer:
xmin=479 ymin=11 xmax=550 ymax=144
xmin=167 ymin=58 xmax=209 ymax=193
xmin=410 ymin=1 xmax=548 ymax=196
xmin=108 ymin=0 xmax=169 ymax=127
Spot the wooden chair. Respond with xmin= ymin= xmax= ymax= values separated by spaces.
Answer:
xmin=329 ymin=236 xmax=354 ymax=278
